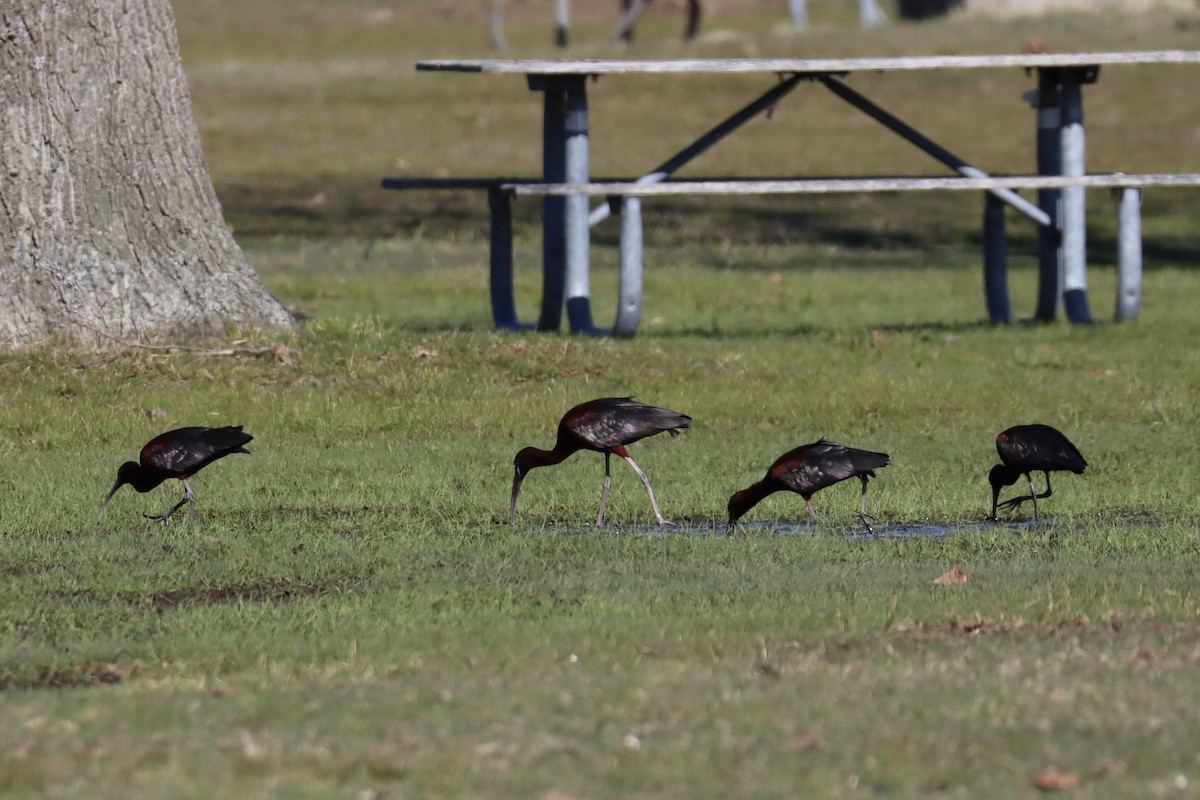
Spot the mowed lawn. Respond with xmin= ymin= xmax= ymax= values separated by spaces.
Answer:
xmin=3 ymin=2 xmax=1200 ymax=798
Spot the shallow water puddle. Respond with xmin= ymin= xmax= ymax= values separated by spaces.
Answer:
xmin=557 ymin=512 xmax=1158 ymax=538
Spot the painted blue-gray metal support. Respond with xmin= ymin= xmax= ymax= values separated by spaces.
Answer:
xmin=818 ymin=76 xmax=1050 ymax=226
xmin=555 ymin=0 xmax=568 ymax=47
xmin=860 ymin=0 xmax=887 ymax=26
xmin=534 ymin=78 xmax=568 ymax=331
xmin=1059 ymin=69 xmax=1093 ymax=323
xmin=982 ymin=193 xmax=1013 ymax=323
xmin=1033 ymin=68 xmax=1062 ymax=322
xmin=789 ymin=0 xmax=808 ymax=29
xmin=1116 ymin=187 xmax=1142 ymax=322
xmin=487 ymin=188 xmax=533 ymax=330
xmin=562 ymin=80 xmax=607 ymax=335
xmin=589 ymin=74 xmax=804 ymax=228
xmin=614 ymin=197 xmax=644 ymax=337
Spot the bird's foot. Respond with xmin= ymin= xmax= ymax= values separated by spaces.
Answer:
xmin=998 ymin=495 xmax=1031 ymax=511
xmin=144 ymin=512 xmax=174 ymax=525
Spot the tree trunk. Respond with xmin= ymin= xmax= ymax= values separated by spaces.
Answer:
xmin=0 ymin=0 xmax=296 ymax=347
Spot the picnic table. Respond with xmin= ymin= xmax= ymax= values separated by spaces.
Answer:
xmin=390 ymin=52 xmax=1200 ymax=335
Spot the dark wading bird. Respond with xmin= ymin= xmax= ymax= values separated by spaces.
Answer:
xmin=511 ymin=397 xmax=691 ymax=526
xmin=988 ymin=424 xmax=1087 ymax=521
xmin=727 ymin=438 xmax=890 ymax=533
xmin=99 ymin=426 xmax=253 ymax=523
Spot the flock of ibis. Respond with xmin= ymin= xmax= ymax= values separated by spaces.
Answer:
xmin=99 ymin=397 xmax=1087 ymax=530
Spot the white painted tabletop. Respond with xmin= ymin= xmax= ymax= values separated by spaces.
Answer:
xmin=416 ymin=51 xmax=1200 ymax=76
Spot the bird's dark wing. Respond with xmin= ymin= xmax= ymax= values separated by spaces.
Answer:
xmin=998 ymin=425 xmax=1086 ymax=473
xmin=566 ymin=397 xmax=691 ymax=450
xmin=772 ymin=440 xmax=889 ymax=494
xmin=141 ymin=426 xmax=252 ymax=476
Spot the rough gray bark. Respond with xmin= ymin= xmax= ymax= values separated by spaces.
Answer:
xmin=0 ymin=0 xmax=296 ymax=347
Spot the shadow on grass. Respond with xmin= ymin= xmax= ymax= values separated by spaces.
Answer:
xmin=221 ymin=176 xmax=1200 ymax=271
xmin=645 ymin=319 xmax=997 ymax=340
xmin=43 ymin=571 xmax=370 ymax=613
xmin=0 ymin=664 xmax=125 ymax=691
xmin=1 ymin=581 xmax=350 ymax=691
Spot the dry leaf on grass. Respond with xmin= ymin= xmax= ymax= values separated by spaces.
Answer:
xmin=933 ymin=564 xmax=967 ymax=585
xmin=1034 ymin=767 xmax=1079 ymax=790
xmin=1132 ymin=647 xmax=1158 ymax=664
xmin=786 ymin=728 xmax=824 ymax=753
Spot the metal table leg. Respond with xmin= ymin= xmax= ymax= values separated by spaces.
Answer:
xmin=1034 ymin=68 xmax=1063 ymax=322
xmin=982 ymin=193 xmax=1013 ymax=323
xmin=530 ymin=76 xmax=571 ymax=331
xmin=1116 ymin=187 xmax=1142 ymax=321
xmin=1060 ymin=68 xmax=1093 ymax=323
xmin=487 ymin=188 xmax=536 ymax=330
xmin=561 ymin=78 xmax=608 ymax=335
xmin=614 ymin=196 xmax=643 ymax=337
xmin=529 ymin=74 xmax=607 ymax=335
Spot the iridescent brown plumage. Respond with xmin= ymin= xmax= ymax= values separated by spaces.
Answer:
xmin=99 ymin=426 xmax=253 ymax=523
xmin=988 ymin=424 xmax=1086 ymax=520
xmin=727 ymin=438 xmax=890 ymax=533
xmin=510 ymin=397 xmax=691 ymax=525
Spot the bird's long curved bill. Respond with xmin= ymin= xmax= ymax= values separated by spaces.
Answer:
xmin=98 ymin=481 xmax=121 ymax=523
xmin=509 ymin=472 xmax=523 ymax=524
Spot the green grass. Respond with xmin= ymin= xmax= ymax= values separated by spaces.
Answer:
xmin=4 ymin=2 xmax=1200 ymax=797
xmin=3 ymin=255 xmax=1200 ymax=797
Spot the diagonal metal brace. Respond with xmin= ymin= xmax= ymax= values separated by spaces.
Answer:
xmin=818 ymin=75 xmax=1050 ymax=227
xmin=589 ymin=73 xmax=805 ymax=227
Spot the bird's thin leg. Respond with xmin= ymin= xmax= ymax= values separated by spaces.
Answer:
xmin=998 ymin=472 xmax=1056 ymax=516
xmin=805 ymin=497 xmax=817 ymax=527
xmin=147 ymin=489 xmax=189 ymax=524
xmin=1031 ymin=472 xmax=1054 ymax=521
xmin=1027 ymin=473 xmax=1039 ymax=520
xmin=998 ymin=472 xmax=1056 ymax=515
xmin=621 ymin=454 xmax=669 ymax=525
xmin=1040 ymin=472 xmax=1054 ymax=501
xmin=858 ymin=474 xmax=877 ymax=534
xmin=145 ymin=479 xmax=194 ymax=522
xmin=184 ymin=480 xmax=197 ymax=520
xmin=597 ymin=452 xmax=613 ymax=526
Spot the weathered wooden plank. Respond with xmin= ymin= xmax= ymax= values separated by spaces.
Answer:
xmin=382 ymin=177 xmax=518 ymax=190
xmin=504 ymin=173 xmax=1200 ymax=196
xmin=417 ymin=51 xmax=1200 ymax=76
